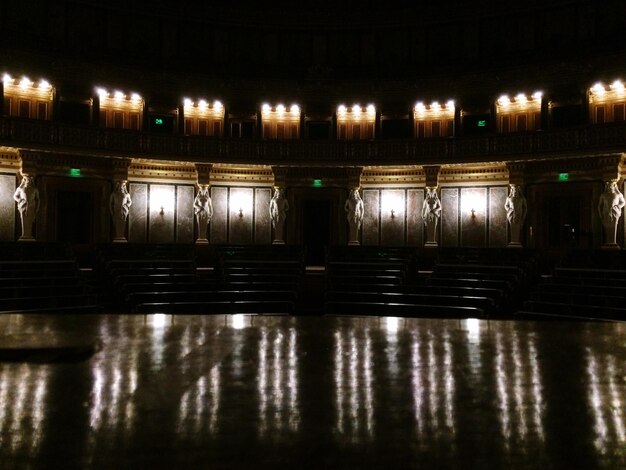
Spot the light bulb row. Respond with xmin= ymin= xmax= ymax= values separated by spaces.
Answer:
xmin=497 ymin=91 xmax=543 ymax=108
xmin=3 ymin=74 xmax=52 ymax=92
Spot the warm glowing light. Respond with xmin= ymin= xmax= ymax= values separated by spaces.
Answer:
xmin=610 ymin=80 xmax=625 ymax=92
xmin=353 ymin=104 xmax=362 ymax=114
xmin=532 ymin=91 xmax=543 ymax=100
xmin=461 ymin=191 xmax=485 ymax=217
xmin=366 ymin=104 xmax=376 ymax=115
xmin=515 ymin=93 xmax=527 ymax=104
xmin=337 ymin=104 xmax=347 ymax=115
xmin=19 ymin=77 xmax=32 ymax=90
xmin=230 ymin=314 xmax=246 ymax=330
xmin=464 ymin=318 xmax=480 ymax=343
xmin=183 ymin=98 xmax=193 ymax=107
xmin=198 ymin=99 xmax=208 ymax=109
xmin=262 ymin=103 xmax=271 ymax=113
xmin=130 ymin=93 xmax=141 ymax=102
xmin=214 ymin=100 xmax=223 ymax=109
xmin=381 ymin=192 xmax=403 ymax=219
xmin=96 ymin=88 xmax=108 ymax=100
xmin=290 ymin=104 xmax=300 ymax=114
xmin=415 ymin=102 xmax=426 ymax=112
xmin=230 ymin=190 xmax=253 ymax=216
xmin=591 ymin=83 xmax=606 ymax=96
xmin=38 ymin=80 xmax=51 ymax=90
xmin=150 ymin=186 xmax=175 ymax=216
xmin=276 ymin=104 xmax=286 ymax=114
xmin=148 ymin=313 xmax=169 ymax=328
xmin=114 ymin=90 xmax=124 ymax=101
xmin=3 ymin=73 xmax=12 ymax=85
xmin=498 ymin=95 xmax=511 ymax=106
xmin=431 ymin=101 xmax=441 ymax=111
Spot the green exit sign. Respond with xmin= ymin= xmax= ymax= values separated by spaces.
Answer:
xmin=312 ymin=179 xmax=323 ymax=188
xmin=69 ymin=168 xmax=81 ymax=177
xmin=154 ymin=118 xmax=163 ymax=125
xmin=477 ymin=120 xmax=486 ymax=127
xmin=558 ymin=173 xmax=569 ymax=182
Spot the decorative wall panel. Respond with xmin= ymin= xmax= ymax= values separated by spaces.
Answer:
xmin=460 ymin=187 xmax=487 ymax=247
xmin=149 ymin=184 xmax=175 ymax=243
xmin=0 ymin=175 xmax=16 ymax=241
xmin=210 ymin=186 xmax=228 ymax=244
xmin=229 ymin=187 xmax=253 ymax=244
xmin=362 ymin=189 xmax=380 ymax=245
xmin=176 ymin=185 xmax=194 ymax=243
xmin=255 ymin=188 xmax=271 ymax=244
xmin=380 ymin=189 xmax=405 ymax=246
xmin=489 ymin=186 xmax=508 ymax=247
xmin=441 ymin=188 xmax=459 ymax=247
xmin=407 ymin=189 xmax=423 ymax=247
xmin=128 ymin=183 xmax=147 ymax=242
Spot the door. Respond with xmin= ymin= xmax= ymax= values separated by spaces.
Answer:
xmin=57 ymin=190 xmax=93 ymax=243
xmin=302 ymin=199 xmax=330 ymax=265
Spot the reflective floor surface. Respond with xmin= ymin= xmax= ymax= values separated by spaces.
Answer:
xmin=0 ymin=314 xmax=624 ymax=469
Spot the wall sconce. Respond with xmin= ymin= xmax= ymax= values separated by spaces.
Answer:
xmin=159 ymin=205 xmax=165 ymax=216
xmin=238 ymin=207 xmax=244 ymax=218
xmin=390 ymin=209 xmax=396 ymax=219
xmin=470 ymin=208 xmax=476 ymax=218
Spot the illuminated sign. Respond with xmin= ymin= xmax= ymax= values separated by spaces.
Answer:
xmin=312 ymin=179 xmax=323 ymax=188
xmin=558 ymin=173 xmax=569 ymax=182
xmin=69 ymin=168 xmax=81 ymax=177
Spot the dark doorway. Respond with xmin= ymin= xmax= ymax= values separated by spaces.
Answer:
xmin=303 ymin=199 xmax=331 ymax=265
xmin=57 ymin=190 xmax=93 ymax=243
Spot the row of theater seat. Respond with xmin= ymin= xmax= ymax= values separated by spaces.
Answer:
xmin=519 ymin=251 xmax=626 ymax=321
xmin=325 ymin=247 xmax=538 ymax=319
xmin=100 ymin=244 xmax=304 ymax=315
xmin=0 ymin=243 xmax=101 ymax=313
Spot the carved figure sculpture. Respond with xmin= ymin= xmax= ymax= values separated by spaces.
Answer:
xmin=344 ymin=188 xmax=364 ymax=245
xmin=194 ymin=184 xmax=213 ymax=243
xmin=13 ymin=174 xmax=40 ymax=241
xmin=422 ymin=187 xmax=441 ymax=246
xmin=270 ymin=187 xmax=289 ymax=244
xmin=110 ymin=180 xmax=132 ymax=241
xmin=598 ymin=180 xmax=625 ymax=248
xmin=504 ymin=184 xmax=527 ymax=247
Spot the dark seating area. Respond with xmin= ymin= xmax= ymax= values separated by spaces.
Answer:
xmin=324 ymin=246 xmax=539 ymax=319
xmin=97 ymin=244 xmax=303 ymax=315
xmin=0 ymin=243 xmax=101 ymax=313
xmin=519 ymin=250 xmax=626 ymax=321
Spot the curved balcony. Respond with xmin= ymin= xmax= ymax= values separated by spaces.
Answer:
xmin=2 ymin=117 xmax=625 ymax=166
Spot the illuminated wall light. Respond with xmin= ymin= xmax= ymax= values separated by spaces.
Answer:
xmin=532 ymin=91 xmax=543 ymax=101
xmin=261 ymin=103 xmax=271 ymax=114
xmin=96 ymin=88 xmax=108 ymax=100
xmin=183 ymin=98 xmax=193 ymax=107
xmin=290 ymin=104 xmax=300 ymax=115
xmin=214 ymin=100 xmax=223 ymax=110
xmin=431 ymin=101 xmax=441 ymax=111
xmin=353 ymin=104 xmax=362 ymax=115
xmin=610 ymin=80 xmax=625 ymax=93
xmin=276 ymin=104 xmax=286 ymax=115
xmin=591 ymin=83 xmax=606 ymax=96
xmin=415 ymin=102 xmax=426 ymax=114
xmin=3 ymin=73 xmax=12 ymax=85
xmin=130 ymin=93 xmax=141 ymax=103
xmin=198 ymin=99 xmax=208 ymax=109
xmin=114 ymin=90 xmax=125 ymax=101
xmin=366 ymin=104 xmax=376 ymax=115
xmin=515 ymin=93 xmax=527 ymax=104
xmin=498 ymin=95 xmax=511 ymax=106
xmin=446 ymin=100 xmax=455 ymax=109
xmin=337 ymin=104 xmax=347 ymax=115
xmin=19 ymin=77 xmax=33 ymax=90
xmin=38 ymin=80 xmax=51 ymax=90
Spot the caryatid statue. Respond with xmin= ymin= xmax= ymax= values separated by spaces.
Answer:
xmin=504 ymin=184 xmax=527 ymax=247
xmin=194 ymin=184 xmax=213 ymax=244
xmin=110 ymin=180 xmax=132 ymax=242
xmin=13 ymin=174 xmax=40 ymax=241
xmin=598 ymin=180 xmax=625 ymax=248
xmin=270 ymin=187 xmax=289 ymax=244
xmin=422 ymin=187 xmax=441 ymax=246
xmin=345 ymin=188 xmax=364 ymax=245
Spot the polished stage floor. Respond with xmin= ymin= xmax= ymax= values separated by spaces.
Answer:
xmin=0 ymin=314 xmax=624 ymax=469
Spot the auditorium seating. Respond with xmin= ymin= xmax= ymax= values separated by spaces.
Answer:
xmin=0 ymin=243 xmax=101 ymax=313
xmin=519 ymin=250 xmax=626 ymax=321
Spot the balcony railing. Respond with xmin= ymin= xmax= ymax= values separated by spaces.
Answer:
xmin=2 ymin=117 xmax=626 ymax=165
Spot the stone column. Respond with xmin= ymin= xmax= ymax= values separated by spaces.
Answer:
xmin=270 ymin=186 xmax=288 ymax=244
xmin=345 ymin=187 xmax=364 ymax=245
xmin=422 ymin=186 xmax=441 ymax=247
xmin=598 ymin=180 xmax=625 ymax=249
xmin=505 ymin=184 xmax=527 ymax=248
xmin=13 ymin=173 xmax=39 ymax=241
xmin=110 ymin=180 xmax=132 ymax=242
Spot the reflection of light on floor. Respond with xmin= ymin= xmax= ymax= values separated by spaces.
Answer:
xmin=412 ymin=331 xmax=424 ymax=436
xmin=495 ymin=332 xmax=511 ymax=444
xmin=528 ymin=336 xmax=544 ymax=441
xmin=0 ymin=364 xmax=49 ymax=455
xmin=512 ymin=331 xmax=527 ymax=439
xmin=257 ymin=326 xmax=300 ymax=439
xmin=443 ymin=332 xmax=455 ymax=432
xmin=334 ymin=326 xmax=375 ymax=442
xmin=385 ymin=316 xmax=400 ymax=335
xmin=586 ymin=348 xmax=626 ymax=453
xmin=464 ymin=318 xmax=480 ymax=344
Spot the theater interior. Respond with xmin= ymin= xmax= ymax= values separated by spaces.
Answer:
xmin=0 ymin=1 xmax=625 ymax=468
